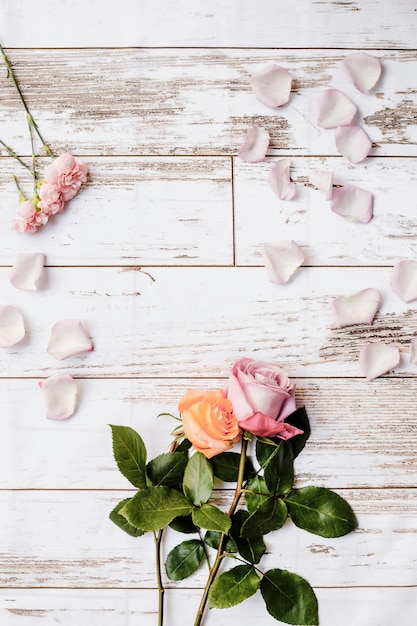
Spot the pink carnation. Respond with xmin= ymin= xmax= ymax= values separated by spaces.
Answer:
xmin=44 ymin=153 xmax=88 ymax=201
xmin=11 ymin=201 xmax=49 ymax=234
xmin=38 ymin=183 xmax=65 ymax=216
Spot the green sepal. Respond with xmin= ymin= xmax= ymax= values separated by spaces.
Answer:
xmin=210 ymin=452 xmax=254 ymax=482
xmin=192 ymin=503 xmax=231 ymax=534
xmin=146 ymin=451 xmax=188 ymax=488
xmin=183 ymin=452 xmax=214 ymax=506
xmin=260 ymin=568 xmax=318 ymax=625
xmin=208 ymin=565 xmax=260 ymax=609
xmin=165 ymin=539 xmax=204 ymax=580
xmin=120 ymin=486 xmax=193 ymax=531
xmin=110 ymin=424 xmax=147 ymax=489
xmin=230 ymin=510 xmax=266 ymax=564
xmin=109 ymin=498 xmax=146 ymax=537
xmin=240 ymin=497 xmax=287 ymax=537
xmin=204 ymin=530 xmax=237 ymax=553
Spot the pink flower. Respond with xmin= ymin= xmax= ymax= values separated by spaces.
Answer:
xmin=225 ymin=357 xmax=303 ymax=439
xmin=11 ymin=201 xmax=49 ymax=233
xmin=37 ymin=183 xmax=65 ymax=216
xmin=44 ymin=153 xmax=88 ymax=201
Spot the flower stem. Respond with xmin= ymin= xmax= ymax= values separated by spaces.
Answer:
xmin=12 ymin=175 xmax=28 ymax=202
xmin=154 ymin=529 xmax=165 ymax=626
xmin=0 ymin=138 xmax=32 ymax=173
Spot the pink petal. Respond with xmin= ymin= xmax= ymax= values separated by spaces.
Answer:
xmin=330 ymin=185 xmax=373 ymax=224
xmin=341 ymin=52 xmax=382 ymax=93
xmin=332 ymin=288 xmax=381 ymax=327
xmin=39 ymin=373 xmax=78 ymax=420
xmin=0 ymin=305 xmax=25 ymax=347
xmin=268 ymin=159 xmax=296 ymax=200
xmin=316 ymin=89 xmax=357 ymax=129
xmin=335 ymin=124 xmax=372 ymax=163
xmin=390 ymin=260 xmax=417 ymax=303
xmin=47 ymin=319 xmax=94 ymax=360
xmin=250 ymin=64 xmax=292 ymax=108
xmin=9 ymin=253 xmax=45 ymax=291
xmin=309 ymin=170 xmax=334 ymax=200
xmin=410 ymin=337 xmax=417 ymax=365
xmin=259 ymin=240 xmax=304 ymax=284
xmin=359 ymin=343 xmax=400 ymax=381
xmin=238 ymin=125 xmax=270 ymax=162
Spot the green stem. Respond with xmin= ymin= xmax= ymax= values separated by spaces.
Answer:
xmin=154 ymin=529 xmax=165 ymax=626
xmin=198 ymin=528 xmax=212 ymax=571
xmin=12 ymin=175 xmax=28 ymax=202
xmin=0 ymin=138 xmax=32 ymax=172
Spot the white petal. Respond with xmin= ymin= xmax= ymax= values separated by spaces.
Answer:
xmin=332 ymin=288 xmax=381 ymax=327
xmin=9 ymin=253 xmax=45 ymax=291
xmin=47 ymin=319 xmax=94 ymax=360
xmin=359 ymin=343 xmax=400 ymax=381
xmin=410 ymin=337 xmax=417 ymax=365
xmin=238 ymin=125 xmax=270 ymax=162
xmin=341 ymin=52 xmax=382 ymax=93
xmin=330 ymin=185 xmax=373 ymax=224
xmin=309 ymin=170 xmax=334 ymax=200
xmin=390 ymin=260 xmax=417 ymax=303
xmin=268 ymin=159 xmax=296 ymax=200
xmin=250 ymin=64 xmax=292 ymax=108
xmin=0 ymin=305 xmax=25 ymax=347
xmin=39 ymin=373 xmax=78 ymax=420
xmin=335 ymin=124 xmax=372 ymax=163
xmin=316 ymin=89 xmax=357 ymax=129
xmin=259 ymin=240 xmax=304 ymax=284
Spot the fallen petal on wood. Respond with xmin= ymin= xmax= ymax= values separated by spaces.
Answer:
xmin=309 ymin=169 xmax=334 ymax=200
xmin=250 ymin=64 xmax=292 ymax=108
xmin=259 ymin=240 xmax=304 ymax=284
xmin=390 ymin=260 xmax=417 ymax=303
xmin=47 ymin=319 xmax=94 ymax=360
xmin=316 ymin=89 xmax=357 ymax=129
xmin=268 ymin=159 xmax=296 ymax=200
xmin=0 ymin=305 xmax=25 ymax=347
xmin=341 ymin=52 xmax=382 ymax=93
xmin=332 ymin=288 xmax=381 ymax=327
xmin=359 ymin=343 xmax=400 ymax=381
xmin=39 ymin=373 xmax=78 ymax=420
xmin=335 ymin=124 xmax=372 ymax=163
xmin=330 ymin=184 xmax=373 ymax=223
xmin=238 ymin=125 xmax=270 ymax=162
xmin=9 ymin=252 xmax=46 ymax=291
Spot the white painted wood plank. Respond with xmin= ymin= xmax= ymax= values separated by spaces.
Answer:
xmin=1 ymin=0 xmax=417 ymax=49
xmin=0 ymin=156 xmax=233 ymax=265
xmin=1 ymin=378 xmax=416 ymax=490
xmin=0 ymin=49 xmax=415 ymax=157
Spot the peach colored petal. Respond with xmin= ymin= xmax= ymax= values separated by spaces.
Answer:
xmin=0 ymin=305 xmax=25 ymax=347
xmin=316 ymin=89 xmax=357 ymax=129
xmin=335 ymin=124 xmax=372 ymax=163
xmin=309 ymin=170 xmax=334 ymax=200
xmin=47 ymin=319 xmax=94 ymax=360
xmin=359 ymin=343 xmax=400 ymax=381
xmin=332 ymin=288 xmax=381 ymax=327
xmin=39 ymin=373 xmax=78 ymax=420
xmin=268 ymin=159 xmax=296 ymax=200
xmin=330 ymin=185 xmax=373 ymax=223
xmin=410 ymin=337 xmax=417 ymax=365
xmin=390 ymin=260 xmax=417 ymax=303
xmin=9 ymin=253 xmax=45 ymax=291
xmin=259 ymin=240 xmax=304 ymax=284
xmin=341 ymin=52 xmax=382 ymax=93
xmin=250 ymin=64 xmax=292 ymax=108
xmin=238 ymin=125 xmax=270 ymax=162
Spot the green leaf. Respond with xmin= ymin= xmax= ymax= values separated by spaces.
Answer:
xmin=230 ymin=510 xmax=266 ymax=564
xmin=110 ymin=425 xmax=147 ymax=489
xmin=165 ymin=539 xmax=204 ymax=580
xmin=241 ymin=497 xmax=287 ymax=537
xmin=176 ymin=438 xmax=192 ymax=453
xmin=260 ymin=568 xmax=318 ymax=626
xmin=210 ymin=452 xmax=254 ymax=482
xmin=208 ymin=565 xmax=260 ymax=609
xmin=245 ymin=476 xmax=271 ymax=514
xmin=109 ymin=498 xmax=146 ymax=537
xmin=256 ymin=437 xmax=281 ymax=468
xmin=192 ymin=504 xmax=231 ymax=534
xmin=264 ymin=441 xmax=294 ymax=495
xmin=286 ymin=486 xmax=357 ymax=538
xmin=169 ymin=515 xmax=198 ymax=534
xmin=146 ymin=451 xmax=188 ymax=488
xmin=120 ymin=486 xmax=193 ymax=531
xmin=183 ymin=452 xmax=214 ymax=506
xmin=286 ymin=407 xmax=311 ymax=458
xmin=204 ymin=530 xmax=237 ymax=553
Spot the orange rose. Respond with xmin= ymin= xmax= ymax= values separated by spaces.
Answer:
xmin=178 ymin=389 xmax=241 ymax=459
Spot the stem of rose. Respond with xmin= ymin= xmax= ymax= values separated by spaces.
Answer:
xmin=154 ymin=529 xmax=165 ymax=626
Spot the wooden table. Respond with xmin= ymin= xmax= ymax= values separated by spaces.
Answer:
xmin=1 ymin=1 xmax=416 ymax=624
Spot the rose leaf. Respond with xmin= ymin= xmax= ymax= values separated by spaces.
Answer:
xmin=165 ymin=539 xmax=204 ymax=580
xmin=146 ymin=451 xmax=188 ymax=488
xmin=183 ymin=452 xmax=214 ymax=506
xmin=192 ymin=503 xmax=231 ymax=534
xmin=120 ymin=486 xmax=193 ymax=532
xmin=109 ymin=498 xmax=146 ymax=537
xmin=208 ymin=565 xmax=260 ymax=609
xmin=110 ymin=424 xmax=147 ymax=489
xmin=260 ymin=568 xmax=319 ymax=626
xmin=240 ymin=497 xmax=287 ymax=537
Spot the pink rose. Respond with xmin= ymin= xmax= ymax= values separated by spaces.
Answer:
xmin=44 ymin=153 xmax=88 ymax=201
xmin=37 ymin=183 xmax=65 ymax=216
xmin=225 ymin=357 xmax=303 ymax=439
xmin=11 ymin=201 xmax=49 ymax=233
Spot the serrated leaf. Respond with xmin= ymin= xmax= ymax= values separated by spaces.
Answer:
xmin=256 ymin=437 xmax=281 ymax=468
xmin=241 ymin=497 xmax=287 ymax=537
xmin=245 ymin=476 xmax=271 ymax=514
xmin=204 ymin=530 xmax=237 ymax=553
xmin=146 ymin=451 xmax=188 ymax=488
xmin=230 ymin=510 xmax=266 ymax=564
xmin=208 ymin=565 xmax=260 ymax=609
xmin=264 ymin=441 xmax=294 ymax=495
xmin=169 ymin=515 xmax=198 ymax=534
xmin=286 ymin=486 xmax=357 ymax=538
xmin=286 ymin=407 xmax=311 ymax=458
xmin=165 ymin=539 xmax=204 ymax=580
xmin=183 ymin=452 xmax=214 ymax=506
xmin=192 ymin=504 xmax=231 ymax=533
xmin=120 ymin=486 xmax=193 ymax=531
xmin=260 ymin=568 xmax=318 ymax=626
xmin=109 ymin=498 xmax=146 ymax=537
xmin=110 ymin=425 xmax=147 ymax=489
xmin=210 ymin=452 xmax=254 ymax=482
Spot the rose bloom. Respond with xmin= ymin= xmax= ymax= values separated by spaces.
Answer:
xmin=178 ymin=389 xmax=241 ymax=458
xmin=11 ymin=201 xmax=49 ymax=233
xmin=37 ymin=183 xmax=65 ymax=216
xmin=44 ymin=153 xmax=88 ymax=201
xmin=225 ymin=357 xmax=303 ymax=439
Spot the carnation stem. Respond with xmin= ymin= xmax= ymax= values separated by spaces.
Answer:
xmin=154 ymin=529 xmax=165 ymax=626
xmin=0 ymin=138 xmax=32 ymax=173
xmin=12 ymin=174 xmax=28 ymax=202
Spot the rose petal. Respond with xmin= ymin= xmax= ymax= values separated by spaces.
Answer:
xmin=330 ymin=185 xmax=373 ymax=223
xmin=316 ymin=89 xmax=357 ymax=129
xmin=341 ymin=52 xmax=382 ymax=93
xmin=390 ymin=260 xmax=417 ymax=303
xmin=39 ymin=373 xmax=78 ymax=420
xmin=9 ymin=253 xmax=45 ymax=291
xmin=335 ymin=124 xmax=372 ymax=163
xmin=47 ymin=319 xmax=94 ymax=360
xmin=0 ymin=305 xmax=25 ymax=347
xmin=238 ymin=125 xmax=270 ymax=162
xmin=259 ymin=240 xmax=304 ymax=284
xmin=332 ymin=288 xmax=381 ymax=327
xmin=250 ymin=64 xmax=292 ymax=108
xmin=268 ymin=159 xmax=296 ymax=200
xmin=309 ymin=170 xmax=334 ymax=200
xmin=410 ymin=337 xmax=417 ymax=365
xmin=359 ymin=343 xmax=400 ymax=381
